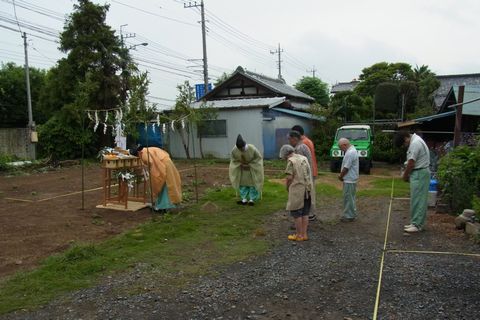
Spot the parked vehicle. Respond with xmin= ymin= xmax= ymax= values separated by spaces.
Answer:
xmin=329 ymin=125 xmax=373 ymax=174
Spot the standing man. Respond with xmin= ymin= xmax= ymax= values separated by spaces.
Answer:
xmin=229 ymin=134 xmax=264 ymax=206
xmin=288 ymin=130 xmax=313 ymax=171
xmin=291 ymin=125 xmax=318 ymax=178
xmin=338 ymin=138 xmax=359 ymax=222
xmin=292 ymin=125 xmax=318 ymax=221
xmin=279 ymin=144 xmax=313 ymax=241
xmin=394 ymin=131 xmax=430 ymax=233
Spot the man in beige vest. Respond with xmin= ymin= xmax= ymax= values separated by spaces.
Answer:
xmin=279 ymin=144 xmax=314 ymax=241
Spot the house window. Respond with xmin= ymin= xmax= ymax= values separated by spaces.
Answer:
xmin=198 ymin=120 xmax=227 ymax=138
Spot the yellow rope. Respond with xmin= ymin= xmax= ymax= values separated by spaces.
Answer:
xmin=387 ymin=249 xmax=480 ymax=258
xmin=4 ymin=186 xmax=106 ymax=203
xmin=372 ymin=177 xmax=395 ymax=320
xmin=4 ymin=197 xmax=34 ymax=203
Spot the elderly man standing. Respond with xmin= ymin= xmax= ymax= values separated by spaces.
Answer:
xmin=279 ymin=144 xmax=314 ymax=241
xmin=288 ymin=130 xmax=313 ymax=171
xmin=394 ymin=131 xmax=430 ymax=233
xmin=291 ymin=125 xmax=318 ymax=179
xmin=229 ymin=134 xmax=264 ymax=206
xmin=338 ymin=138 xmax=359 ymax=222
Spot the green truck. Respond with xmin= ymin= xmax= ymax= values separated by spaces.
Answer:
xmin=329 ymin=125 xmax=373 ymax=174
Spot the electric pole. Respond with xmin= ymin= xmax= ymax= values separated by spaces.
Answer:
xmin=120 ymin=24 xmax=136 ymax=47
xmin=23 ymin=32 xmax=33 ymax=130
xmin=23 ymin=32 xmax=36 ymax=159
xmin=184 ymin=0 xmax=209 ymax=95
xmin=119 ymin=25 xmax=136 ymax=104
xmin=270 ymin=43 xmax=284 ymax=81
xmin=307 ymin=66 xmax=317 ymax=78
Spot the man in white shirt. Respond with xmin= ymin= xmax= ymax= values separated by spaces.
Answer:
xmin=394 ymin=131 xmax=430 ymax=233
xmin=338 ymin=138 xmax=359 ymax=222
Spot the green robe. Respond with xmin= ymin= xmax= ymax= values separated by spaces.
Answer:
xmin=229 ymin=144 xmax=264 ymax=195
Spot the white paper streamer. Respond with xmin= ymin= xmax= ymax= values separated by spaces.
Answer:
xmin=87 ymin=111 xmax=93 ymax=121
xmin=171 ymin=120 xmax=175 ymax=132
xmin=151 ymin=123 xmax=156 ymax=133
xmin=181 ymin=119 xmax=185 ymax=129
xmin=93 ymin=111 xmax=99 ymax=132
xmin=103 ymin=122 xmax=108 ymax=134
xmin=144 ymin=123 xmax=148 ymax=132
xmin=104 ymin=110 xmax=109 ymax=123
xmin=156 ymin=114 xmax=160 ymax=126
xmin=162 ymin=123 xmax=166 ymax=134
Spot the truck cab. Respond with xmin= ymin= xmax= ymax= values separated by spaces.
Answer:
xmin=329 ymin=125 xmax=373 ymax=174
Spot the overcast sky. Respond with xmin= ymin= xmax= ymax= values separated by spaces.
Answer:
xmin=1 ymin=0 xmax=480 ymax=108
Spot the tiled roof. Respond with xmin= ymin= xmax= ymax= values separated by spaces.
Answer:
xmin=433 ymin=73 xmax=480 ymax=108
xmin=331 ymin=81 xmax=360 ymax=93
xmin=274 ymin=108 xmax=324 ymax=121
xmin=242 ymin=70 xmax=314 ymax=101
xmin=192 ymin=97 xmax=286 ymax=109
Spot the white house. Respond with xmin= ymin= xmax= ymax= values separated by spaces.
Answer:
xmin=167 ymin=66 xmax=323 ymax=159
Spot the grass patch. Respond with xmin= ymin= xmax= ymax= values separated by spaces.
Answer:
xmin=0 ymin=180 xmax=286 ymax=314
xmin=315 ymin=177 xmax=409 ymax=198
xmin=316 ymin=182 xmax=342 ymax=197
xmin=357 ymin=177 xmax=409 ymax=197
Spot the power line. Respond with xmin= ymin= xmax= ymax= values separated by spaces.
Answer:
xmin=11 ymin=0 xmax=22 ymax=33
xmin=1 ymin=0 xmax=64 ymax=21
xmin=204 ymin=8 xmax=274 ymax=51
xmin=110 ymin=0 xmax=198 ymax=27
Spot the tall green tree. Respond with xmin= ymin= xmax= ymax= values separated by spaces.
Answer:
xmin=330 ymin=91 xmax=372 ymax=123
xmin=0 ymin=63 xmax=47 ymax=127
xmin=355 ymin=62 xmax=414 ymax=97
xmin=294 ymin=76 xmax=330 ymax=106
xmin=37 ymin=0 xmax=132 ymax=159
xmin=354 ymin=62 xmax=439 ymax=120
xmin=58 ymin=0 xmax=128 ymax=110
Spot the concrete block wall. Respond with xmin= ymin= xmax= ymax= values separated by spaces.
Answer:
xmin=0 ymin=128 xmax=35 ymax=159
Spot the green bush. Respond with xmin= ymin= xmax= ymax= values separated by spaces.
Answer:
xmin=37 ymin=105 xmax=97 ymax=161
xmin=0 ymin=153 xmax=14 ymax=171
xmin=437 ymin=146 xmax=480 ymax=214
xmin=372 ymin=131 xmax=403 ymax=163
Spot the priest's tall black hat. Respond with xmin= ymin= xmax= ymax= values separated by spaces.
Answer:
xmin=236 ymin=134 xmax=246 ymax=149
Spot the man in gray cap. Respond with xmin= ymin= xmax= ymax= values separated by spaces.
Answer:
xmin=229 ymin=134 xmax=264 ymax=205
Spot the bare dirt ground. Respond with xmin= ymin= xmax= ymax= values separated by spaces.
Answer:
xmin=0 ymin=162 xmax=234 ymax=277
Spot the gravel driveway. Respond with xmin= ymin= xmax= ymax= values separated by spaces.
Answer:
xmin=3 ymin=196 xmax=480 ymax=320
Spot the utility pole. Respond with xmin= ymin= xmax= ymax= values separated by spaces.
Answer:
xmin=23 ymin=32 xmax=33 ymax=130
xmin=453 ymin=85 xmax=465 ymax=147
xmin=307 ymin=66 xmax=317 ymax=78
xmin=120 ymin=24 xmax=136 ymax=47
xmin=119 ymin=25 xmax=136 ymax=104
xmin=184 ymin=0 xmax=209 ymax=94
xmin=270 ymin=43 xmax=284 ymax=81
xmin=23 ymin=32 xmax=36 ymax=159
